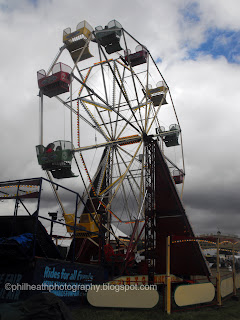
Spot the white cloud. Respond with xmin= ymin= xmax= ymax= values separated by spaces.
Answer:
xmin=0 ymin=0 xmax=240 ymax=236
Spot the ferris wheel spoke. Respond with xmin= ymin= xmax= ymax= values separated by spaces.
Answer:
xmin=135 ymin=98 xmax=145 ymax=131
xmin=76 ymin=65 xmax=92 ymax=97
xmin=113 ymin=65 xmax=126 ymax=139
xmin=80 ymin=149 xmax=109 ymax=205
xmin=117 ymin=59 xmax=147 ymax=131
xmin=75 ymin=67 xmax=112 ymax=139
xmin=118 ymin=186 xmax=136 ymax=228
xmin=78 ymin=147 xmax=111 ymax=200
xmin=73 ymin=154 xmax=98 ymax=214
xmin=55 ymin=96 xmax=103 ymax=135
xmin=46 ymin=45 xmax=65 ymax=76
xmin=151 ymin=102 xmax=162 ymax=131
xmin=72 ymin=73 xmax=109 ymax=106
xmin=126 ymin=175 xmax=141 ymax=212
xmin=98 ymin=46 xmax=109 ymax=105
xmin=108 ymin=61 xmax=117 ymax=138
xmin=116 ymin=147 xmax=142 ymax=197
xmin=74 ymin=69 xmax=142 ymax=134
xmin=97 ymin=52 xmax=114 ymax=138
xmin=113 ymin=151 xmax=138 ymax=236
xmin=146 ymin=99 xmax=164 ymax=134
xmin=85 ymin=84 xmax=140 ymax=135
xmin=80 ymin=101 xmax=110 ymax=141
xmin=105 ymin=142 xmax=142 ymax=211
xmin=114 ymin=63 xmax=143 ymax=133
xmin=114 ymin=149 xmax=140 ymax=210
xmin=112 ymin=62 xmax=122 ymax=139
xmin=78 ymin=147 xmax=110 ymax=200
xmin=115 ymin=111 xmax=138 ymax=140
xmin=99 ymin=173 xmax=124 ymax=197
xmin=122 ymin=32 xmax=144 ymax=132
xmin=94 ymin=43 xmax=143 ymax=134
xmin=74 ymin=135 xmax=141 ymax=152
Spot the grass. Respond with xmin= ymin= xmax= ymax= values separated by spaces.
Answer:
xmin=70 ymin=295 xmax=240 ymax=320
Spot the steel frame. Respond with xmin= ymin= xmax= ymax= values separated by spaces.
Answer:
xmin=144 ymin=139 xmax=156 ymax=284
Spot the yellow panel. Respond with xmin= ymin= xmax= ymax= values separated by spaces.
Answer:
xmin=174 ymin=283 xmax=215 ymax=307
xmin=146 ymin=86 xmax=168 ymax=96
xmin=64 ymin=213 xmax=75 ymax=224
xmin=64 ymin=213 xmax=99 ymax=237
xmin=70 ymin=47 xmax=93 ymax=62
xmin=63 ymin=27 xmax=92 ymax=43
xmin=87 ymin=285 xmax=159 ymax=308
xmin=236 ymin=273 xmax=240 ymax=289
xmin=221 ymin=277 xmax=233 ymax=297
xmin=158 ymin=86 xmax=168 ymax=93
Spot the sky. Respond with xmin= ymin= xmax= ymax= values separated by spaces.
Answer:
xmin=0 ymin=0 xmax=240 ymax=237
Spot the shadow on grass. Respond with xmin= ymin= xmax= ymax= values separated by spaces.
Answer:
xmin=71 ymin=294 xmax=240 ymax=320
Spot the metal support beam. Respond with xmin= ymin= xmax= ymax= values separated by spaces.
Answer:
xmin=144 ymin=139 xmax=156 ymax=284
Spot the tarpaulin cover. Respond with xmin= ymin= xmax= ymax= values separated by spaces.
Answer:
xmin=0 ymin=216 xmax=63 ymax=260
xmin=0 ymin=233 xmax=34 ymax=261
xmin=154 ymin=140 xmax=210 ymax=276
xmin=0 ymin=233 xmax=33 ymax=247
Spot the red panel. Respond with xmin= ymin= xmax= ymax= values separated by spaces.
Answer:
xmin=173 ymin=175 xmax=183 ymax=184
xmin=38 ymin=72 xmax=70 ymax=89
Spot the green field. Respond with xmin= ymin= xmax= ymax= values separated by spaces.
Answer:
xmin=71 ymin=295 xmax=240 ymax=320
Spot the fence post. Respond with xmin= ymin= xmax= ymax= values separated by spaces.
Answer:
xmin=216 ymin=232 xmax=222 ymax=306
xmin=232 ymin=244 xmax=237 ymax=296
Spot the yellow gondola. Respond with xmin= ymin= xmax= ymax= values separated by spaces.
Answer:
xmin=146 ymin=81 xmax=168 ymax=106
xmin=64 ymin=212 xmax=100 ymax=238
xmin=63 ymin=20 xmax=93 ymax=63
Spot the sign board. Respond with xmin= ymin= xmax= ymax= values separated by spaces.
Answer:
xmin=87 ymin=285 xmax=159 ymax=308
xmin=221 ymin=277 xmax=233 ymax=298
xmin=174 ymin=283 xmax=215 ymax=307
xmin=109 ymin=274 xmax=182 ymax=285
xmin=0 ymin=257 xmax=104 ymax=304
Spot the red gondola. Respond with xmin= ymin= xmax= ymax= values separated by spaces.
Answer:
xmin=124 ymin=45 xmax=148 ymax=67
xmin=173 ymin=169 xmax=184 ymax=184
xmin=37 ymin=62 xmax=72 ymax=98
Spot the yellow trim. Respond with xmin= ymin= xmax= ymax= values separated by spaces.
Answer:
xmin=81 ymin=98 xmax=112 ymax=111
xmin=63 ymin=26 xmax=92 ymax=43
xmin=132 ymin=102 xmax=150 ymax=111
xmin=94 ymin=59 xmax=113 ymax=66
xmin=146 ymin=85 xmax=168 ymax=97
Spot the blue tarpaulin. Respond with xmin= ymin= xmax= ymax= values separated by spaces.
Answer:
xmin=0 ymin=233 xmax=33 ymax=250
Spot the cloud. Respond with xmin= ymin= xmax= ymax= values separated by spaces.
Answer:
xmin=0 ymin=0 xmax=239 ymax=239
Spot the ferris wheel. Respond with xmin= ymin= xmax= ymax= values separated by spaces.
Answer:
xmin=36 ymin=20 xmax=185 ymax=241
